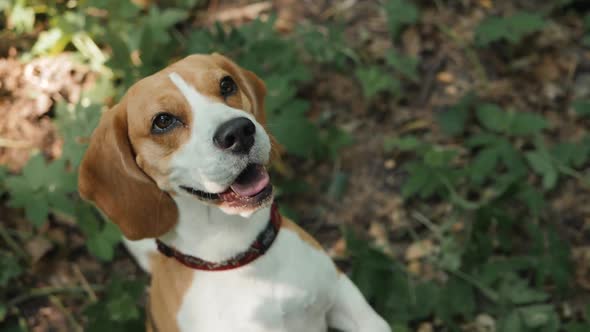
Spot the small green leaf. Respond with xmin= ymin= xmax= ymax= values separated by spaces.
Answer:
xmin=436 ymin=277 xmax=475 ymax=321
xmin=508 ymin=112 xmax=547 ymax=136
xmin=31 ymin=28 xmax=66 ymax=55
xmin=497 ymin=139 xmax=527 ymax=174
xmin=475 ymin=11 xmax=546 ymax=46
xmin=519 ymin=304 xmax=558 ymax=329
xmin=384 ymin=0 xmax=419 ymax=38
xmin=437 ymin=94 xmax=476 ymax=136
xmin=87 ymin=223 xmax=121 ymax=261
xmin=5 ymin=176 xmax=31 ymax=207
xmin=517 ymin=184 xmax=545 ymax=216
xmin=107 ymin=293 xmax=141 ymax=322
xmin=383 ymin=136 xmax=423 ymax=152
xmin=497 ymin=274 xmax=550 ymax=311
xmin=84 ymin=276 xmax=146 ymax=331
xmin=498 ymin=311 xmax=522 ymax=332
xmin=526 ymin=151 xmax=558 ymax=190
xmin=401 ymin=164 xmax=430 ymax=198
xmin=271 ymin=101 xmax=319 ymax=158
xmin=0 ymin=253 xmax=23 ymax=287
xmin=439 ymin=236 xmax=463 ymax=271
xmin=55 ymin=102 xmax=102 ymax=167
xmin=385 ymin=50 xmax=419 ymax=82
xmin=573 ymin=99 xmax=590 ymax=116
xmin=552 ymin=142 xmax=590 ymax=169
xmin=471 ymin=147 xmax=500 ymax=184
xmin=466 ymin=132 xmax=502 ymax=147
xmin=297 ymin=24 xmax=356 ymax=68
xmin=423 ymin=148 xmax=457 ymax=168
xmin=355 ymin=66 xmax=400 ymax=99
xmin=25 ymin=192 xmax=50 ymax=227
xmin=8 ymin=2 xmax=35 ymax=34
xmin=476 ymin=103 xmax=507 ymax=132
xmin=22 ymin=154 xmax=49 ymax=189
xmin=77 ymin=205 xmax=101 ymax=236
xmin=319 ymin=127 xmax=354 ymax=160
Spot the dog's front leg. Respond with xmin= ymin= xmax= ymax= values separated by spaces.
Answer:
xmin=327 ymin=275 xmax=391 ymax=332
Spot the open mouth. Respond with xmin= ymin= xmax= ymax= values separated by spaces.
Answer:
xmin=180 ymin=164 xmax=273 ymax=208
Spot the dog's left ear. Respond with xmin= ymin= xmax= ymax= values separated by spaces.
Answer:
xmin=78 ymin=99 xmax=178 ymax=240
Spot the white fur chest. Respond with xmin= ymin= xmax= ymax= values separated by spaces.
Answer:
xmin=176 ymin=229 xmax=339 ymax=332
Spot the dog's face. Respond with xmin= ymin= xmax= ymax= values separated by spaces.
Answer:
xmin=129 ymin=54 xmax=273 ymax=212
xmin=78 ymin=54 xmax=276 ymax=240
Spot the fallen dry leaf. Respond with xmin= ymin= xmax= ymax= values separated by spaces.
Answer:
xmin=572 ymin=246 xmax=590 ymax=290
xmin=405 ymin=239 xmax=435 ymax=261
xmin=407 ymin=260 xmax=422 ymax=276
xmin=329 ymin=237 xmax=347 ymax=259
xmin=25 ymin=236 xmax=53 ymax=264
xmin=417 ymin=322 xmax=434 ymax=332
xmin=437 ymin=71 xmax=455 ymax=83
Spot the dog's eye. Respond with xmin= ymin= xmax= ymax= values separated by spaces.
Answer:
xmin=220 ymin=76 xmax=237 ymax=97
xmin=152 ymin=113 xmax=178 ymax=134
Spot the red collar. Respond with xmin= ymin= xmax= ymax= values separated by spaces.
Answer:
xmin=155 ymin=203 xmax=282 ymax=271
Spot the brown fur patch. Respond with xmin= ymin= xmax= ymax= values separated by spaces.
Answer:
xmin=148 ymin=254 xmax=195 ymax=332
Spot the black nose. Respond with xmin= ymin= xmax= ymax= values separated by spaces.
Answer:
xmin=213 ymin=117 xmax=256 ymax=154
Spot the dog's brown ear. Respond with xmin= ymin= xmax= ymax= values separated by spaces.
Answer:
xmin=78 ymin=100 xmax=178 ymax=240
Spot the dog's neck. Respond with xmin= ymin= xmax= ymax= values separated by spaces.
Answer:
xmin=158 ymin=195 xmax=271 ymax=263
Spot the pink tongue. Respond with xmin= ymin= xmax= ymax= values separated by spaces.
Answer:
xmin=230 ymin=166 xmax=270 ymax=197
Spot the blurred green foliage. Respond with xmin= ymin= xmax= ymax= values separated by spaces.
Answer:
xmin=380 ymin=95 xmax=590 ymax=331
xmin=475 ymin=11 xmax=546 ymax=46
xmin=1 ymin=0 xmax=590 ymax=331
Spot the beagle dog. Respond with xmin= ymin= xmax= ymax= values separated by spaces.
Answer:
xmin=78 ymin=54 xmax=390 ymax=332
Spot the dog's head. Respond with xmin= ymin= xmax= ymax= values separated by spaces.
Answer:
xmin=79 ymin=54 xmax=277 ymax=240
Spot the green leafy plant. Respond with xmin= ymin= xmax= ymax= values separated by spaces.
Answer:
xmin=475 ymin=11 xmax=546 ymax=46
xmin=84 ymin=277 xmax=147 ymax=332
xmin=296 ymin=24 xmax=357 ymax=69
xmin=2 ymin=0 xmax=35 ymax=34
xmin=355 ymin=66 xmax=401 ymax=100
xmin=375 ymin=94 xmax=585 ymax=330
xmin=354 ymin=0 xmax=421 ymax=102
xmin=384 ymin=0 xmax=420 ymax=38
xmin=3 ymin=100 xmax=121 ymax=261
xmin=573 ymin=99 xmax=590 ymax=116
xmin=5 ymin=155 xmax=77 ymax=226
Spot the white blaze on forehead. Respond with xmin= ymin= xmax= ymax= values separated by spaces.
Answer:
xmin=168 ymin=72 xmax=213 ymax=110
